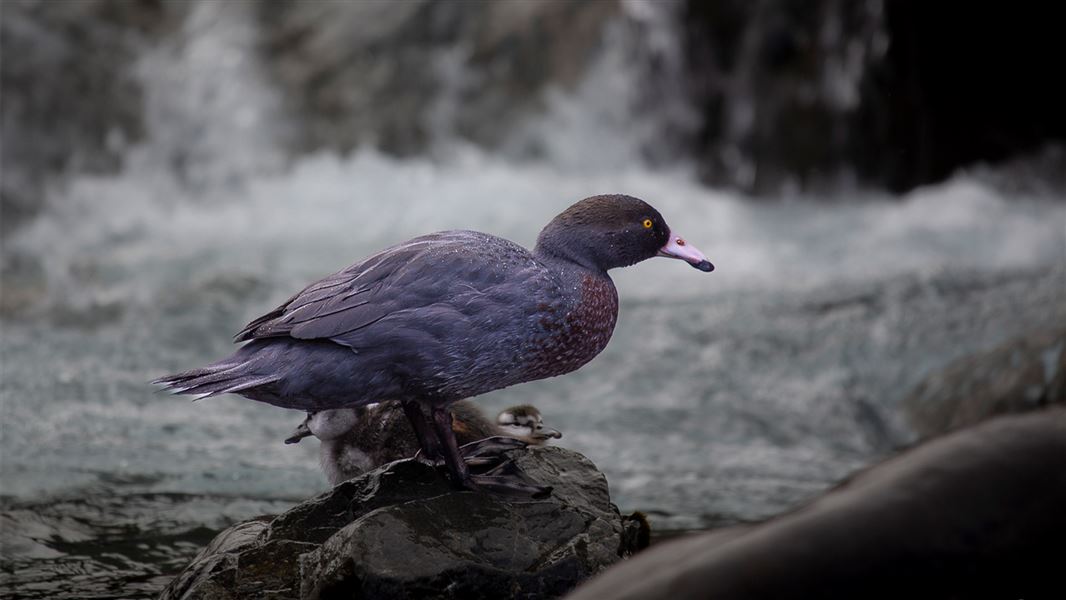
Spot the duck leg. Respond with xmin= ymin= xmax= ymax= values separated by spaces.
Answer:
xmin=430 ymin=405 xmax=471 ymax=483
xmin=402 ymin=399 xmax=443 ymax=461
xmin=430 ymin=405 xmax=552 ymax=498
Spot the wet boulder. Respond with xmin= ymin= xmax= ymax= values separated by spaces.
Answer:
xmin=160 ymin=446 xmax=647 ymax=599
xmin=902 ymin=327 xmax=1066 ymax=439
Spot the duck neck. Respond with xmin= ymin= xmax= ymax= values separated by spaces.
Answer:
xmin=533 ymin=240 xmax=609 ymax=276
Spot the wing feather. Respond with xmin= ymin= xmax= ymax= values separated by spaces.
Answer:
xmin=233 ymin=231 xmax=534 ymax=346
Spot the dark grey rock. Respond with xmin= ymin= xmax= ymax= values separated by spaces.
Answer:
xmin=160 ymin=447 xmax=643 ymax=600
xmin=158 ymin=516 xmax=275 ymax=600
xmin=902 ymin=327 xmax=1066 ymax=439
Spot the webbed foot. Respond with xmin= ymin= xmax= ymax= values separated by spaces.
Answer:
xmin=417 ymin=435 xmax=528 ymax=467
xmin=462 ymin=459 xmax=553 ymax=499
xmin=458 ymin=435 xmax=529 ymax=466
xmin=422 ymin=404 xmax=552 ymax=498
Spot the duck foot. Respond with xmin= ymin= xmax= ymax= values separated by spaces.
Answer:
xmin=462 ymin=459 xmax=553 ymax=499
xmin=417 ymin=440 xmax=550 ymax=497
xmin=416 ymin=435 xmax=528 ymax=467
xmin=414 ymin=404 xmax=552 ymax=498
xmin=459 ymin=436 xmax=529 ymax=466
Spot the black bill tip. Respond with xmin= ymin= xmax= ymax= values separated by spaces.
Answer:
xmin=285 ymin=421 xmax=313 ymax=444
xmin=692 ymin=260 xmax=715 ymax=272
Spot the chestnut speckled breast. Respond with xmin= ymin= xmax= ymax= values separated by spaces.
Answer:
xmin=528 ymin=274 xmax=619 ymax=379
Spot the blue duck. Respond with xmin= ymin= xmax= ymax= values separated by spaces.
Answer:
xmin=284 ymin=401 xmax=562 ymax=485
xmin=154 ymin=194 xmax=713 ymax=494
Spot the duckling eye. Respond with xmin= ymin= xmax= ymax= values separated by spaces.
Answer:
xmin=642 ymin=219 xmax=653 ymax=229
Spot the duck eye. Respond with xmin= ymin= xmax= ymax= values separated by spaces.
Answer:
xmin=642 ymin=219 xmax=653 ymax=229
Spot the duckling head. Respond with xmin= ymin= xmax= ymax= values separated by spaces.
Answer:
xmin=497 ymin=404 xmax=562 ymax=444
xmin=285 ymin=409 xmax=360 ymax=444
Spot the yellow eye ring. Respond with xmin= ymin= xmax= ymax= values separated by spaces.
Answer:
xmin=642 ymin=219 xmax=653 ymax=229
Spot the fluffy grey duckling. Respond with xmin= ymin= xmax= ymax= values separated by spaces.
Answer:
xmin=155 ymin=194 xmax=712 ymax=496
xmin=286 ymin=401 xmax=562 ymax=485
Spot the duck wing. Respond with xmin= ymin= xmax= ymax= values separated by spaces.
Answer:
xmin=234 ymin=231 xmax=546 ymax=348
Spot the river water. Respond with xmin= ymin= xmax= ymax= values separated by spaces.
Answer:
xmin=2 ymin=148 xmax=1063 ymax=597
xmin=2 ymin=2 xmax=1065 ymax=598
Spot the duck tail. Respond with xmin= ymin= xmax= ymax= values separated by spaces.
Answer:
xmin=152 ymin=358 xmax=280 ymax=400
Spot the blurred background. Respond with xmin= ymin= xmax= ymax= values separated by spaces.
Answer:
xmin=1 ymin=1 xmax=1064 ymax=597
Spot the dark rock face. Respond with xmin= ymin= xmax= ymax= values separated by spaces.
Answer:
xmin=862 ymin=1 xmax=1066 ymax=193
xmin=680 ymin=0 xmax=1066 ymax=194
xmin=903 ymin=328 xmax=1066 ymax=439
xmin=160 ymin=447 xmax=645 ymax=600
xmin=681 ymin=0 xmax=887 ymax=192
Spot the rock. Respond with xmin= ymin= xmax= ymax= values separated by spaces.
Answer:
xmin=680 ymin=1 xmax=1066 ymax=194
xmin=160 ymin=447 xmax=644 ymax=599
xmin=159 ymin=516 xmax=274 ymax=600
xmin=902 ymin=327 xmax=1065 ymax=439
xmin=565 ymin=408 xmax=1066 ymax=600
xmin=680 ymin=0 xmax=887 ymax=193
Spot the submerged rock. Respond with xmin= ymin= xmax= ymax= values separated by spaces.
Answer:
xmin=160 ymin=447 xmax=646 ymax=599
xmin=902 ymin=327 xmax=1066 ymax=439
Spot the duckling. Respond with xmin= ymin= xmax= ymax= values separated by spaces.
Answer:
xmin=286 ymin=400 xmax=561 ymax=485
xmin=496 ymin=404 xmax=563 ymax=443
